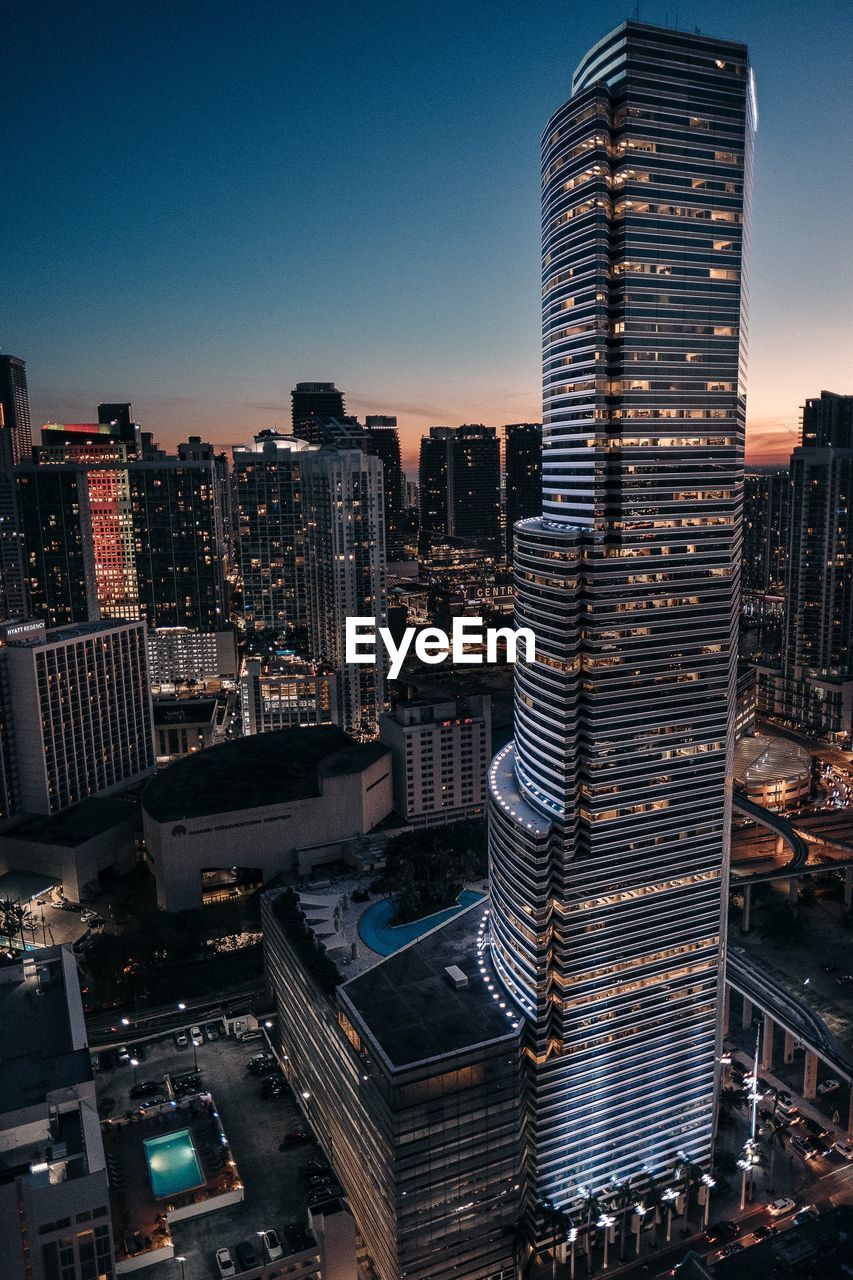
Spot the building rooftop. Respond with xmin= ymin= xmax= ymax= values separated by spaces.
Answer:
xmin=143 ymin=727 xmax=388 ymax=823
xmin=0 ymin=948 xmax=90 ymax=1117
xmin=341 ymin=903 xmax=522 ymax=1070
xmin=152 ymin=698 xmax=218 ymax=727
xmin=5 ymin=795 xmax=138 ymax=847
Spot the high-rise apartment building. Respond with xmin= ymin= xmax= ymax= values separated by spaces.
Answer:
xmin=17 ymin=464 xmax=99 ymax=626
xmin=504 ymin=423 xmax=542 ymax=562
xmin=785 ymin=392 xmax=853 ymax=672
xmin=488 ymin=20 xmax=753 ymax=1208
xmin=146 ymin=626 xmax=239 ymax=690
xmin=0 ymin=425 xmax=28 ymax=622
xmin=0 ymin=354 xmax=33 ymax=464
xmin=418 ymin=426 xmax=501 ymax=555
xmin=742 ymin=471 xmax=789 ymax=602
xmin=0 ymin=947 xmax=117 ymax=1280
xmin=127 ymin=458 xmax=227 ymax=629
xmin=379 ymin=695 xmax=491 ymax=827
xmin=301 ymin=447 xmax=387 ymax=737
xmin=756 ymin=392 xmax=853 ymax=739
xmin=233 ymin=431 xmax=318 ymax=636
xmin=292 ymin=381 xmax=345 ymax=431
xmin=366 ymin=415 xmax=404 ymax=556
xmin=5 ymin=619 xmax=154 ymax=814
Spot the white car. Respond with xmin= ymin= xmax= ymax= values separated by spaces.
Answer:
xmin=216 ymin=1247 xmax=236 ymax=1278
xmin=767 ymin=1197 xmax=796 ymax=1218
xmin=817 ymin=1078 xmax=840 ymax=1095
xmin=835 ymin=1141 xmax=853 ymax=1161
xmin=190 ymin=1025 xmax=204 ymax=1047
xmin=261 ymin=1229 xmax=284 ymax=1261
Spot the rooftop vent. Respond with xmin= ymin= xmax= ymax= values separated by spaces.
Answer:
xmin=444 ymin=965 xmax=468 ymax=990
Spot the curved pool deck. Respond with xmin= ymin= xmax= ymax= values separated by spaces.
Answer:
xmin=358 ymin=890 xmax=485 ymax=957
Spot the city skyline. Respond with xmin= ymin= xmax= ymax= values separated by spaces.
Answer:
xmin=5 ymin=0 xmax=852 ymax=468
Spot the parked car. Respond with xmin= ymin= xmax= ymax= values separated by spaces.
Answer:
xmin=80 ymin=907 xmax=100 ymax=924
xmin=751 ymin=1224 xmax=778 ymax=1242
xmin=190 ymin=1025 xmax=204 ymax=1047
xmin=704 ymin=1221 xmax=740 ymax=1245
xmin=116 ymin=1046 xmax=130 ymax=1065
xmin=817 ymin=1078 xmax=840 ymax=1096
xmin=239 ymin=1028 xmax=263 ymax=1042
xmin=215 ymin=1247 xmax=236 ymax=1278
xmin=260 ymin=1229 xmax=284 ymax=1262
xmin=792 ymin=1136 xmax=818 ymax=1160
xmin=234 ymin=1240 xmax=259 ymax=1270
xmin=281 ymin=1128 xmax=311 ymax=1147
xmin=767 ymin=1197 xmax=795 ymax=1218
xmin=715 ymin=1242 xmax=744 ymax=1261
xmin=834 ymin=1141 xmax=853 ymax=1161
xmin=792 ymin=1204 xmax=819 ymax=1226
xmin=205 ymin=1022 xmax=221 ymax=1041
xmin=174 ymin=1029 xmax=189 ymax=1049
xmin=129 ymin=1080 xmax=164 ymax=1099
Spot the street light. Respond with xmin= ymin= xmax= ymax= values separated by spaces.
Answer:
xmin=175 ymin=1256 xmax=186 ymax=1280
xmin=596 ymin=1214 xmax=616 ymax=1271
xmin=130 ymin=1057 xmax=140 ymax=1087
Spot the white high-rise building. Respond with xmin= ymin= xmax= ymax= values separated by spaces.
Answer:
xmin=301 ymin=447 xmax=388 ymax=738
xmin=488 ymin=21 xmax=754 ymax=1206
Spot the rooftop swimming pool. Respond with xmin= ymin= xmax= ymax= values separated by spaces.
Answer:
xmin=143 ymin=1128 xmax=205 ymax=1199
xmin=358 ymin=890 xmax=485 ymax=957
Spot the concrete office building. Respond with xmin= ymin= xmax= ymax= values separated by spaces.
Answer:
xmin=0 ymin=946 xmax=116 ymax=1280
xmin=5 ymin=619 xmax=155 ymax=815
xmin=379 ymin=695 xmax=491 ymax=827
xmin=262 ymin=893 xmax=524 ymax=1280
xmin=240 ymin=655 xmax=337 ymax=734
xmin=301 ymin=448 xmax=388 ymax=738
xmin=142 ymin=727 xmax=391 ymax=909
xmin=487 ymin=21 xmax=754 ymax=1211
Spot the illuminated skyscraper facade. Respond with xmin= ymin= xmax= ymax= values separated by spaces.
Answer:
xmin=489 ymin=22 xmax=754 ymax=1206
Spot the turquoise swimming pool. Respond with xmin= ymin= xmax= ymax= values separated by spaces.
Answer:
xmin=358 ymin=890 xmax=485 ymax=957
xmin=144 ymin=1129 xmax=204 ymax=1199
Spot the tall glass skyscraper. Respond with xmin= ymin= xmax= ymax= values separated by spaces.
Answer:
xmin=489 ymin=22 xmax=754 ymax=1206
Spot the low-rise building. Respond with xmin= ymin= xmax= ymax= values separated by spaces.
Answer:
xmin=146 ymin=626 xmax=239 ymax=691
xmin=0 ymin=795 xmax=139 ymax=904
xmin=733 ymin=734 xmax=813 ymax=811
xmin=379 ymin=696 xmax=491 ymax=827
xmin=756 ymin=662 xmax=853 ymax=745
xmin=240 ymin=655 xmax=337 ymax=735
xmin=153 ymin=697 xmax=218 ymax=764
xmin=0 ymin=947 xmax=116 ymax=1280
xmin=142 ymin=727 xmax=392 ymax=910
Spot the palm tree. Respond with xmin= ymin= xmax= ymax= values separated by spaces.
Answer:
xmin=507 ymin=1217 xmax=531 ymax=1280
xmin=0 ymin=896 xmax=18 ymax=949
xmin=10 ymin=901 xmax=36 ymax=951
xmin=608 ymin=1176 xmax=634 ymax=1260
xmin=673 ymin=1156 xmax=703 ymax=1229
xmin=577 ymin=1187 xmax=602 ymax=1272
xmin=642 ymin=1168 xmax=664 ymax=1228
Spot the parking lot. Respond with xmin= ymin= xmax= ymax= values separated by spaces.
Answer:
xmin=96 ymin=1030 xmax=331 ymax=1279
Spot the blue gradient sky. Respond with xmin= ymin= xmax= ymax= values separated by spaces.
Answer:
xmin=4 ymin=0 xmax=851 ymax=467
